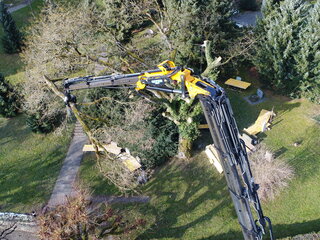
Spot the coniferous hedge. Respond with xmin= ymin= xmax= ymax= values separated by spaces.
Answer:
xmin=0 ymin=73 xmax=19 ymax=117
xmin=0 ymin=2 xmax=23 ymax=53
xmin=254 ymin=0 xmax=320 ymax=103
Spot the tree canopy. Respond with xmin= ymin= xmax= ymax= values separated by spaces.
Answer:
xmin=254 ymin=0 xmax=320 ymax=103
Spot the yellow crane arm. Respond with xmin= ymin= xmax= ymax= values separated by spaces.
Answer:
xmin=63 ymin=61 xmax=274 ymax=240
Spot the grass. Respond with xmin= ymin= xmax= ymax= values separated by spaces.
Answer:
xmin=79 ymin=153 xmax=121 ymax=196
xmin=0 ymin=0 xmax=43 ymax=77
xmin=0 ymin=115 xmax=72 ymax=212
xmin=81 ymin=69 xmax=319 ymax=240
xmin=121 ymin=93 xmax=319 ymax=240
xmin=0 ymin=0 xmax=72 ymax=213
xmin=55 ymin=9 xmax=320 ymax=238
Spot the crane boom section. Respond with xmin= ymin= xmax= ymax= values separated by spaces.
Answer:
xmin=64 ymin=60 xmax=211 ymax=99
xmin=63 ymin=61 xmax=273 ymax=240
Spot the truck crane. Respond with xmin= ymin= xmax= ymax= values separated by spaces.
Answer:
xmin=63 ymin=60 xmax=274 ymax=240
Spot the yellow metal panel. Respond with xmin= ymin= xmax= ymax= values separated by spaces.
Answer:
xmin=198 ymin=124 xmax=209 ymax=129
xmin=123 ymin=157 xmax=141 ymax=172
xmin=82 ymin=142 xmax=122 ymax=155
xmin=225 ymin=78 xmax=251 ymax=90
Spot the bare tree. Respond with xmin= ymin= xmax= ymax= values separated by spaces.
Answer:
xmin=22 ymin=1 xmax=256 ymax=193
xmin=249 ymin=144 xmax=294 ymax=201
xmin=38 ymin=187 xmax=146 ymax=240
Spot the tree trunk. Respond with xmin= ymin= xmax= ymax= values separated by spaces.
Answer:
xmin=178 ymin=136 xmax=192 ymax=159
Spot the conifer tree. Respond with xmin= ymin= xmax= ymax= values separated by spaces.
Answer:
xmin=0 ymin=73 xmax=19 ymax=117
xmin=101 ymin=0 xmax=139 ymax=42
xmin=294 ymin=1 xmax=320 ymax=103
xmin=0 ymin=2 xmax=23 ymax=53
xmin=253 ymin=0 xmax=310 ymax=95
xmin=166 ymin=0 xmax=236 ymax=67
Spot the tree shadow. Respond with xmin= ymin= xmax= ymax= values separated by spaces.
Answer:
xmin=203 ymin=218 xmax=320 ymax=240
xmin=0 ymin=149 xmax=65 ymax=211
xmin=274 ymin=146 xmax=288 ymax=158
xmin=0 ymin=115 xmax=69 ymax=212
xmin=136 ymin=159 xmax=241 ymax=240
xmin=0 ymin=115 xmax=30 ymax=143
xmin=285 ymin=124 xmax=320 ymax=181
xmin=227 ymin=91 xmax=301 ymax=131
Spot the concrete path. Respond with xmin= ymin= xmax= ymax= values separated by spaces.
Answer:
xmin=47 ymin=122 xmax=150 ymax=207
xmin=0 ymin=228 xmax=37 ymax=240
xmin=91 ymin=195 xmax=150 ymax=205
xmin=8 ymin=0 xmax=34 ymax=13
xmin=47 ymin=122 xmax=87 ymax=207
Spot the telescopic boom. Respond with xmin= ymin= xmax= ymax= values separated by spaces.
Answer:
xmin=63 ymin=60 xmax=274 ymax=240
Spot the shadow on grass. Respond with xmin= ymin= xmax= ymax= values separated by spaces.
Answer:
xmin=285 ymin=125 xmax=320 ymax=181
xmin=80 ymin=152 xmax=121 ymax=196
xmin=0 ymin=114 xmax=30 ymax=141
xmin=136 ymin=159 xmax=242 ymax=240
xmin=227 ymin=91 xmax=301 ymax=130
xmin=0 ymin=147 xmax=65 ymax=211
xmin=202 ymin=218 xmax=320 ymax=240
xmin=0 ymin=115 xmax=69 ymax=212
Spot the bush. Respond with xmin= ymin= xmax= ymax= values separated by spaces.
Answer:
xmin=140 ymin=108 xmax=179 ymax=168
xmin=82 ymin=88 xmax=178 ymax=169
xmin=26 ymin=110 xmax=65 ymax=133
xmin=249 ymin=144 xmax=294 ymax=201
xmin=38 ymin=187 xmax=146 ymax=240
xmin=0 ymin=73 xmax=19 ymax=117
xmin=281 ymin=232 xmax=320 ymax=240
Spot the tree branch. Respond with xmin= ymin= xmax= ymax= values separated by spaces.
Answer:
xmin=145 ymin=12 xmax=173 ymax=50
xmin=78 ymin=97 xmax=134 ymax=106
xmin=74 ymin=47 xmax=121 ymax=74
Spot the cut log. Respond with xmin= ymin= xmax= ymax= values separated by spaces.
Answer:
xmin=205 ymin=144 xmax=223 ymax=174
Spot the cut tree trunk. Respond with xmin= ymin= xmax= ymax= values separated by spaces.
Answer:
xmin=178 ymin=136 xmax=192 ymax=159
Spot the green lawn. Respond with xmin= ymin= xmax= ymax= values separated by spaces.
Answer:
xmin=0 ymin=0 xmax=43 ymax=77
xmin=82 ymin=66 xmax=316 ymax=240
xmin=123 ymin=93 xmax=319 ymax=240
xmin=0 ymin=115 xmax=72 ymax=212
xmin=78 ymin=66 xmax=320 ymax=239
xmin=79 ymin=153 xmax=121 ymax=196
xmin=0 ymin=0 xmax=74 ymax=213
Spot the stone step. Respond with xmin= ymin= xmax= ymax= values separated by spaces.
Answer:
xmin=74 ymin=130 xmax=84 ymax=133
xmin=74 ymin=134 xmax=86 ymax=137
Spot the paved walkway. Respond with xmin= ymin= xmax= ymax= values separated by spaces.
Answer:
xmin=0 ymin=228 xmax=37 ymax=240
xmin=91 ymin=195 xmax=150 ymax=204
xmin=47 ymin=123 xmax=150 ymax=207
xmin=47 ymin=122 xmax=87 ymax=207
xmin=7 ymin=0 xmax=34 ymax=13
